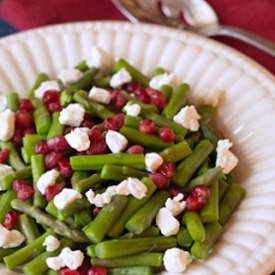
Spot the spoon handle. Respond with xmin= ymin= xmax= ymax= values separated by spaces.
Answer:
xmin=208 ymin=25 xmax=275 ymax=58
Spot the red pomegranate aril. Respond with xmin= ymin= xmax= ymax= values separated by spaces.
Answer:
xmin=124 ymin=81 xmax=142 ymax=93
xmin=3 ymin=210 xmax=19 ymax=230
xmin=77 ymin=257 xmax=92 ymax=274
xmin=148 ymin=88 xmax=167 ymax=110
xmin=47 ymin=135 xmax=70 ymax=152
xmin=24 ymin=127 xmax=37 ymax=135
xmin=114 ymin=113 xmax=125 ymax=125
xmin=13 ymin=179 xmax=30 ymax=192
xmin=158 ymin=162 xmax=176 ymax=179
xmin=57 ymin=159 xmax=73 ymax=178
xmin=92 ymin=207 xmax=102 ymax=217
xmin=185 ymin=195 xmax=206 ymax=211
xmin=158 ymin=128 xmax=174 ymax=143
xmin=81 ymin=120 xmax=95 ymax=128
xmin=133 ymin=87 xmax=151 ymax=104
xmin=86 ymin=140 xmax=108 ymax=155
xmin=35 ymin=140 xmax=51 ymax=155
xmin=190 ymin=185 xmax=211 ymax=199
xmin=88 ymin=127 xmax=103 ymax=142
xmin=64 ymin=127 xmax=74 ymax=135
xmin=45 ymin=182 xmax=66 ymax=201
xmin=0 ymin=148 xmax=9 ymax=164
xmin=59 ymin=268 xmax=80 ymax=275
xmin=19 ymin=99 xmax=34 ymax=112
xmin=17 ymin=184 xmax=35 ymax=201
xmin=48 ymin=102 xmax=63 ymax=113
xmin=15 ymin=110 xmax=34 ymax=129
xmin=149 ymin=173 xmax=169 ymax=189
xmin=87 ymin=266 xmax=107 ymax=275
xmin=45 ymin=151 xmax=64 ymax=170
xmin=103 ymin=117 xmax=123 ymax=131
xmin=169 ymin=188 xmax=188 ymax=200
xmin=42 ymin=90 xmax=60 ymax=105
xmin=111 ymin=90 xmax=127 ymax=110
xmin=139 ymin=119 xmax=156 ymax=135
xmin=126 ymin=144 xmax=144 ymax=154
xmin=12 ymin=129 xmax=24 ymax=147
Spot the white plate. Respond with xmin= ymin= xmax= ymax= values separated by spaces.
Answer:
xmin=1 ymin=21 xmax=275 ymax=275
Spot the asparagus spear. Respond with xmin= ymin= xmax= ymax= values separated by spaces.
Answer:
xmin=0 ymin=190 xmax=17 ymax=223
xmin=18 ymin=214 xmax=41 ymax=244
xmin=6 ymin=91 xmax=20 ymax=112
xmin=108 ymin=266 xmax=154 ymax=275
xmin=11 ymin=199 xmax=90 ymax=243
xmin=28 ymin=73 xmax=50 ymax=99
xmin=176 ymin=225 xmax=193 ymax=248
xmin=46 ymin=111 xmax=65 ymax=139
xmin=72 ymin=173 xmax=106 ymax=193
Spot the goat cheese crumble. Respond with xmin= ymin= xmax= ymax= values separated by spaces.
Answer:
xmin=37 ymin=169 xmax=60 ymax=195
xmin=43 ymin=235 xmax=60 ymax=252
xmin=145 ymin=153 xmax=163 ymax=172
xmin=53 ymin=188 xmax=82 ymax=210
xmin=58 ymin=68 xmax=84 ymax=86
xmin=89 ymin=86 xmax=111 ymax=104
xmin=0 ymin=224 xmax=25 ymax=248
xmin=59 ymin=103 xmax=85 ymax=127
xmin=149 ymin=72 xmax=179 ymax=90
xmin=105 ymin=130 xmax=128 ymax=153
xmin=110 ymin=68 xmax=132 ymax=88
xmin=116 ymin=177 xmax=147 ymax=199
xmin=0 ymin=109 xmax=15 ymax=141
xmin=65 ymin=127 xmax=90 ymax=152
xmin=34 ymin=80 xmax=60 ymax=98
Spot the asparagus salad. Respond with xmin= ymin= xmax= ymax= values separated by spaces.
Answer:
xmin=0 ymin=46 xmax=244 ymax=275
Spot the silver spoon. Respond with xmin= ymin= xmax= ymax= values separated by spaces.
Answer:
xmin=112 ymin=0 xmax=275 ymax=58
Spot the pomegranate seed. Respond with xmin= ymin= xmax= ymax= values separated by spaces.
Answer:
xmin=158 ymin=128 xmax=174 ymax=142
xmin=133 ymin=87 xmax=151 ymax=104
xmin=139 ymin=119 xmax=156 ymax=135
xmin=147 ymin=88 xmax=167 ymax=110
xmin=13 ymin=179 xmax=29 ymax=192
xmin=185 ymin=195 xmax=206 ymax=211
xmin=158 ymin=162 xmax=176 ymax=179
xmin=87 ymin=267 xmax=107 ymax=275
xmin=42 ymin=90 xmax=60 ymax=105
xmin=48 ymin=102 xmax=63 ymax=113
xmin=3 ymin=210 xmax=19 ymax=230
xmin=169 ymin=188 xmax=188 ymax=200
xmin=114 ymin=113 xmax=125 ymax=125
xmin=47 ymin=135 xmax=70 ymax=152
xmin=57 ymin=159 xmax=73 ymax=178
xmin=103 ymin=117 xmax=123 ymax=131
xmin=190 ymin=185 xmax=211 ymax=199
xmin=84 ymin=113 xmax=92 ymax=121
xmin=35 ymin=140 xmax=51 ymax=155
xmin=45 ymin=182 xmax=66 ymax=201
xmin=12 ymin=129 xmax=24 ymax=147
xmin=59 ymin=268 xmax=80 ymax=275
xmin=17 ymin=184 xmax=35 ymax=201
xmin=19 ymin=99 xmax=34 ymax=112
xmin=92 ymin=207 xmax=102 ymax=217
xmin=149 ymin=173 xmax=168 ymax=189
xmin=15 ymin=110 xmax=34 ymax=129
xmin=77 ymin=258 xmax=92 ymax=274
xmin=111 ymin=90 xmax=127 ymax=111
xmin=45 ymin=151 xmax=64 ymax=170
xmin=126 ymin=145 xmax=144 ymax=154
xmin=24 ymin=128 xmax=37 ymax=135
xmin=88 ymin=127 xmax=103 ymax=142
xmin=81 ymin=120 xmax=95 ymax=128
xmin=0 ymin=148 xmax=9 ymax=164
xmin=124 ymin=81 xmax=142 ymax=93
xmin=64 ymin=127 xmax=74 ymax=135
xmin=86 ymin=140 xmax=108 ymax=155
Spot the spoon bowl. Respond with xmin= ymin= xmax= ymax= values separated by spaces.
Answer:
xmin=112 ymin=0 xmax=275 ymax=57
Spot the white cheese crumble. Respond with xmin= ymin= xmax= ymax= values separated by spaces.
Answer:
xmin=88 ymin=86 xmax=111 ymax=104
xmin=195 ymin=87 xmax=222 ymax=107
xmin=37 ymin=169 xmax=60 ymax=195
xmin=34 ymin=80 xmax=60 ymax=98
xmin=58 ymin=68 xmax=84 ymax=86
xmin=165 ymin=193 xmax=186 ymax=217
xmin=86 ymin=186 xmax=116 ymax=208
xmin=149 ymin=72 xmax=179 ymax=91
xmin=163 ymin=248 xmax=192 ymax=273
xmin=105 ymin=130 xmax=128 ymax=153
xmin=53 ymin=188 xmax=82 ymax=210
xmin=43 ymin=235 xmax=60 ymax=252
xmin=0 ymin=109 xmax=15 ymax=141
xmin=0 ymin=224 xmax=25 ymax=248
xmin=59 ymin=103 xmax=85 ymax=127
xmin=46 ymin=247 xmax=84 ymax=271
xmin=123 ymin=102 xmax=141 ymax=117
xmin=0 ymin=164 xmax=14 ymax=180
xmin=173 ymin=105 xmax=201 ymax=132
xmin=216 ymin=139 xmax=239 ymax=174
xmin=86 ymin=46 xmax=114 ymax=72
xmin=110 ymin=68 xmax=132 ymax=88
xmin=0 ymin=94 xmax=7 ymax=111
xmin=65 ymin=127 xmax=90 ymax=152
xmin=145 ymin=152 xmax=163 ymax=172
xmin=156 ymin=207 xmax=180 ymax=236
xmin=116 ymin=177 xmax=147 ymax=199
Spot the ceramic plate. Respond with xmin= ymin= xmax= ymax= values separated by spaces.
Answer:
xmin=1 ymin=21 xmax=275 ymax=275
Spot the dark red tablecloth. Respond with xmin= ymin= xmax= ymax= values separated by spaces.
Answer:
xmin=0 ymin=0 xmax=275 ymax=76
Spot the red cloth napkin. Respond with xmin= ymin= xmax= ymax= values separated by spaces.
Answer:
xmin=1 ymin=0 xmax=275 ymax=76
